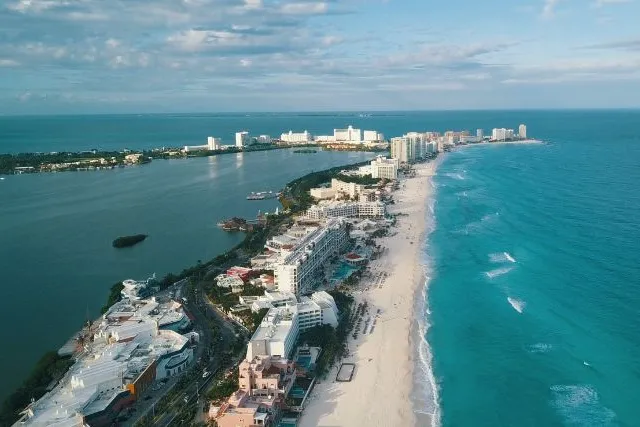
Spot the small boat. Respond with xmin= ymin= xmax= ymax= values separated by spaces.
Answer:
xmin=247 ymin=191 xmax=279 ymax=200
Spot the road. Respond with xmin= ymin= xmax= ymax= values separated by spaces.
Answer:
xmin=123 ymin=278 xmax=245 ymax=427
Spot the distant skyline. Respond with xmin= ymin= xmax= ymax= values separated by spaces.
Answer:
xmin=1 ymin=0 xmax=640 ymax=114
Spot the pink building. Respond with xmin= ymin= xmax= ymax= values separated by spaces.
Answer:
xmin=239 ymin=356 xmax=296 ymax=398
xmin=227 ymin=266 xmax=254 ymax=281
xmin=209 ymin=390 xmax=277 ymax=427
xmin=209 ymin=356 xmax=296 ymax=427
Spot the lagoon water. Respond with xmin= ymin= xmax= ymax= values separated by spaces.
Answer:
xmin=0 ymin=146 xmax=374 ymax=401
xmin=2 ymin=110 xmax=640 ymax=425
xmin=427 ymin=111 xmax=640 ymax=426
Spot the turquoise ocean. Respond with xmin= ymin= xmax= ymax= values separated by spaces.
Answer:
xmin=2 ymin=111 xmax=640 ymax=426
xmin=425 ymin=111 xmax=640 ymax=426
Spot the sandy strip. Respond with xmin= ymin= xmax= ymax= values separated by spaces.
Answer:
xmin=299 ymin=158 xmax=444 ymax=427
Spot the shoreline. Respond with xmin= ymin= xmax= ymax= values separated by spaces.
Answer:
xmin=299 ymin=157 xmax=444 ymax=427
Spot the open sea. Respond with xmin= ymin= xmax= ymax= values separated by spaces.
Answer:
xmin=2 ymin=110 xmax=639 ymax=426
xmin=425 ymin=110 xmax=640 ymax=426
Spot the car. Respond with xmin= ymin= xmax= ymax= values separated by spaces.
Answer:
xmin=144 ymin=395 xmax=152 ymax=401
xmin=183 ymin=395 xmax=189 ymax=403
xmin=202 ymin=371 xmax=211 ymax=379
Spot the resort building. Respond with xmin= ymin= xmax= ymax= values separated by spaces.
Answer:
xmin=249 ymin=291 xmax=339 ymax=331
xmin=280 ymin=130 xmax=312 ymax=144
xmin=519 ymin=124 xmax=527 ymax=139
xmin=216 ymin=274 xmax=245 ymax=293
xmin=246 ymin=306 xmax=299 ymax=361
xmin=305 ymin=201 xmax=385 ymax=221
xmin=370 ymin=156 xmax=399 ymax=180
xmin=491 ymin=128 xmax=515 ymax=141
xmin=275 ymin=218 xmax=348 ymax=295
xmin=236 ymin=131 xmax=250 ymax=147
xmin=17 ymin=299 xmax=195 ymax=427
xmin=334 ymin=125 xmax=362 ymax=143
xmin=391 ymin=134 xmax=438 ymax=163
xmin=363 ymin=130 xmax=384 ymax=142
xmin=238 ymin=355 xmax=297 ymax=399
xmin=208 ymin=136 xmax=222 ymax=150
xmin=120 ymin=277 xmax=156 ymax=300
xmin=256 ymin=135 xmax=272 ymax=144
xmin=209 ymin=389 xmax=280 ymax=427
xmin=477 ymin=129 xmax=484 ymax=139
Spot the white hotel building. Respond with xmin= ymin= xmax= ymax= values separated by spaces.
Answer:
xmin=246 ymin=291 xmax=339 ymax=361
xmin=280 ymin=130 xmax=313 ymax=144
xmin=391 ymin=133 xmax=438 ymax=164
xmin=370 ymin=156 xmax=399 ymax=180
xmin=236 ymin=131 xmax=250 ymax=147
xmin=275 ymin=218 xmax=348 ymax=295
xmin=305 ymin=201 xmax=386 ymax=221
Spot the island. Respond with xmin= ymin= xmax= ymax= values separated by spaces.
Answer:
xmin=112 ymin=234 xmax=148 ymax=248
xmin=293 ymin=149 xmax=318 ymax=153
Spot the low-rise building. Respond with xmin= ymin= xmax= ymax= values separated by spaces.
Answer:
xmin=305 ymin=201 xmax=385 ymax=220
xmin=18 ymin=299 xmax=195 ymax=427
xmin=209 ymin=390 xmax=279 ymax=427
xmin=280 ymin=130 xmax=312 ymax=144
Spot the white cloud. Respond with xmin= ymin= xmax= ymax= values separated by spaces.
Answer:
xmin=593 ymin=0 xmax=631 ymax=7
xmin=542 ymin=0 xmax=560 ymax=18
xmin=0 ymin=58 xmax=20 ymax=67
xmin=281 ymin=2 xmax=328 ymax=15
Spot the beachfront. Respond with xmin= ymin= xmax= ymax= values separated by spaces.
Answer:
xmin=299 ymin=159 xmax=443 ymax=427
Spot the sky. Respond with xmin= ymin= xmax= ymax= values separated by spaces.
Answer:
xmin=1 ymin=0 xmax=639 ymax=114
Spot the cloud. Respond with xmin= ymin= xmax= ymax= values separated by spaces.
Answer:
xmin=593 ymin=0 xmax=631 ymax=7
xmin=582 ymin=38 xmax=640 ymax=51
xmin=542 ymin=0 xmax=561 ymax=18
xmin=281 ymin=2 xmax=328 ymax=15
xmin=0 ymin=58 xmax=20 ymax=66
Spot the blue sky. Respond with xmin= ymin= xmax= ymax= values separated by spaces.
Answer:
xmin=1 ymin=0 xmax=639 ymax=113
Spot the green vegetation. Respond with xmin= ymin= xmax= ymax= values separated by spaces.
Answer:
xmin=101 ymin=281 xmax=124 ymax=314
xmin=298 ymin=290 xmax=355 ymax=377
xmin=281 ymin=160 xmax=373 ymax=213
xmin=112 ymin=234 xmax=148 ymax=248
xmin=207 ymin=370 xmax=240 ymax=402
xmin=335 ymin=173 xmax=381 ymax=186
xmin=0 ymin=150 xmax=143 ymax=174
xmin=293 ymin=149 xmax=318 ymax=154
xmin=0 ymin=352 xmax=74 ymax=426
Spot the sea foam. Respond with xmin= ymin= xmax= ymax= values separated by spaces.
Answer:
xmin=507 ymin=297 xmax=526 ymax=314
xmin=485 ymin=267 xmax=514 ymax=279
xmin=550 ymin=385 xmax=616 ymax=426
xmin=489 ymin=252 xmax=517 ymax=263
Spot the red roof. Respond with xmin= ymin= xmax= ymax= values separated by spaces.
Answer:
xmin=345 ymin=253 xmax=363 ymax=260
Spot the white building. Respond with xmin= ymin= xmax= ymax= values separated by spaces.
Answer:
xmin=208 ymin=136 xmax=222 ymax=150
xmin=391 ymin=133 xmax=438 ymax=164
xmin=305 ymin=201 xmax=385 ymax=220
xmin=236 ymin=131 xmax=250 ymax=148
xmin=280 ymin=130 xmax=312 ymax=144
xmin=363 ymin=130 xmax=384 ymax=143
xmin=492 ymin=128 xmax=506 ymax=141
xmin=18 ymin=298 xmax=195 ymax=427
xmin=310 ymin=187 xmax=336 ymax=200
xmin=370 ymin=156 xmax=398 ymax=180
xmin=245 ymin=292 xmax=339 ymax=361
xmin=334 ymin=125 xmax=361 ymax=143
xmin=246 ymin=306 xmax=299 ymax=361
xmin=477 ymin=129 xmax=484 ymax=139
xmin=275 ymin=218 xmax=348 ymax=295
xmin=518 ymin=124 xmax=527 ymax=139
xmin=257 ymin=135 xmax=272 ymax=144
xmin=250 ymin=290 xmax=339 ymax=331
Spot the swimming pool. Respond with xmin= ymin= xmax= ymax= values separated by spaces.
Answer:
xmin=296 ymin=355 xmax=312 ymax=369
xmin=331 ymin=262 xmax=357 ymax=282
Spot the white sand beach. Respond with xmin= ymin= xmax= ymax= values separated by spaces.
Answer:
xmin=299 ymin=158 xmax=443 ymax=427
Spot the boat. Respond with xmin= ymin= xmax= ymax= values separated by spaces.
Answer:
xmin=247 ymin=191 xmax=279 ymax=200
